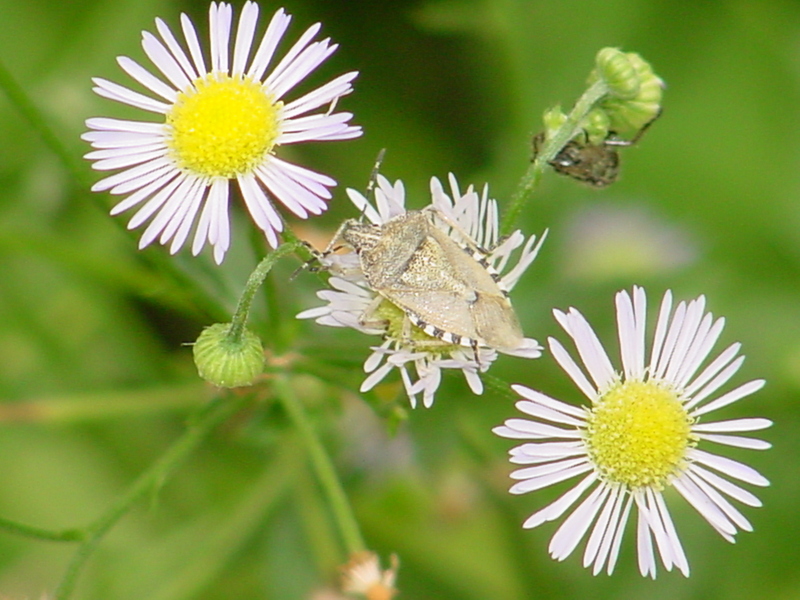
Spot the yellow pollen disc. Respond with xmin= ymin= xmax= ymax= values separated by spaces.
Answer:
xmin=585 ymin=380 xmax=696 ymax=490
xmin=375 ymin=300 xmax=458 ymax=355
xmin=166 ymin=74 xmax=281 ymax=179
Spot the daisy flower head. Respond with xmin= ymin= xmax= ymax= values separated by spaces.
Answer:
xmin=494 ymin=286 xmax=771 ymax=577
xmin=83 ymin=2 xmax=361 ymax=264
xmin=297 ymin=174 xmax=546 ymax=408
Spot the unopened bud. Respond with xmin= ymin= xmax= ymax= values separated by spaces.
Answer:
xmin=193 ymin=323 xmax=264 ymax=388
xmin=590 ymin=48 xmax=664 ymax=137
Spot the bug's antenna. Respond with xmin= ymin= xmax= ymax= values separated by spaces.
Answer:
xmin=364 ymin=148 xmax=386 ymax=201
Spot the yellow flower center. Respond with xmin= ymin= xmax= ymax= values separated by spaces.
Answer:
xmin=375 ymin=300 xmax=459 ymax=355
xmin=585 ymin=380 xmax=696 ymax=490
xmin=166 ymin=73 xmax=281 ymax=179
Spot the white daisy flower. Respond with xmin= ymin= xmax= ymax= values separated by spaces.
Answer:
xmin=297 ymin=174 xmax=546 ymax=408
xmin=83 ymin=2 xmax=361 ymax=264
xmin=494 ymin=286 xmax=771 ymax=577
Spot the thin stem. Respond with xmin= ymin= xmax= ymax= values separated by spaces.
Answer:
xmin=0 ymin=58 xmax=90 ymax=191
xmin=228 ymin=241 xmax=302 ymax=342
xmin=54 ymin=393 xmax=251 ymax=600
xmin=0 ymin=516 xmax=84 ymax=543
xmin=274 ymin=376 xmax=366 ymax=556
xmin=500 ymin=79 xmax=610 ymax=236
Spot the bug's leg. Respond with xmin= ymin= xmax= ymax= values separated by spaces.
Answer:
xmin=359 ymin=295 xmax=389 ymax=330
xmin=290 ymin=240 xmax=325 ymax=279
xmin=471 ymin=339 xmax=481 ymax=367
xmin=531 ymin=131 xmax=546 ymax=162
xmin=604 ymin=108 xmax=663 ymax=147
xmin=422 ymin=206 xmax=491 ymax=256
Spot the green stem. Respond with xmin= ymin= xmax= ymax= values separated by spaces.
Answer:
xmin=0 ymin=58 xmax=89 ymax=190
xmin=0 ymin=516 xmax=84 ymax=542
xmin=500 ymin=79 xmax=610 ymax=236
xmin=274 ymin=377 xmax=365 ymax=556
xmin=54 ymin=393 xmax=251 ymax=600
xmin=228 ymin=241 xmax=302 ymax=342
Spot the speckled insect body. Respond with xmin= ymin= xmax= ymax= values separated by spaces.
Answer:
xmin=533 ymin=110 xmax=661 ymax=188
xmin=327 ymin=208 xmax=525 ymax=353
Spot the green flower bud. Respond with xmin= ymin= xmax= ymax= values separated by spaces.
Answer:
xmin=589 ymin=48 xmax=664 ymax=138
xmin=193 ymin=323 xmax=264 ymax=388
xmin=594 ymin=48 xmax=640 ymax=100
xmin=542 ymin=106 xmax=568 ymax=136
xmin=581 ymin=108 xmax=612 ymax=145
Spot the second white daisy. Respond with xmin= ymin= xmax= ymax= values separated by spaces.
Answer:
xmin=494 ymin=286 xmax=771 ymax=577
xmin=84 ymin=2 xmax=361 ymax=263
xmin=298 ymin=174 xmax=546 ymax=408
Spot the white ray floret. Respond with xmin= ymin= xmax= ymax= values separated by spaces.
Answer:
xmin=298 ymin=174 xmax=546 ymax=408
xmin=84 ymin=2 xmax=361 ymax=263
xmin=494 ymin=286 xmax=770 ymax=577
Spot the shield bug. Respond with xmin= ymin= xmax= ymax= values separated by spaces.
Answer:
xmin=324 ymin=207 xmax=526 ymax=355
xmin=533 ymin=110 xmax=660 ymax=187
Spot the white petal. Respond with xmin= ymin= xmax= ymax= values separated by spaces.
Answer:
xmin=675 ymin=316 xmax=725 ymax=389
xmin=691 ymin=379 xmax=766 ymax=417
xmin=684 ymin=342 xmax=741 ymax=398
xmin=606 ymin=493 xmax=634 ymax=575
xmin=688 ymin=448 xmax=769 ymax=486
xmin=180 ymin=12 xmax=207 ymax=76
xmin=262 ymin=22 xmax=322 ymax=96
xmin=126 ymin=175 xmax=184 ymax=229
xmin=688 ymin=464 xmax=762 ymax=507
xmin=499 ymin=230 xmax=547 ymax=291
xmin=209 ymin=2 xmax=233 ymax=73
xmin=85 ymin=117 xmax=165 ymax=135
xmin=647 ymin=289 xmax=673 ymax=376
xmin=584 ymin=484 xmax=625 ymax=573
xmin=662 ymin=296 xmax=706 ymax=384
xmin=555 ymin=308 xmax=616 ymax=392
xmin=509 ymin=457 xmax=588 ymax=481
xmin=510 ymin=461 xmax=592 ymax=495
xmin=282 ymin=71 xmax=358 ymax=119
xmin=522 ymin=472 xmax=597 ymax=528
xmin=685 ymin=356 xmax=745 ymax=410
xmin=636 ymin=500 xmax=656 ymax=578
xmin=231 ymin=1 xmax=259 ymax=76
xmin=685 ymin=470 xmax=753 ymax=532
xmin=268 ymin=35 xmax=334 ymax=101
xmin=141 ymin=31 xmax=191 ymax=93
xmin=513 ymin=399 xmax=585 ymax=427
xmin=549 ymin=483 xmax=610 ymax=561
xmin=692 ymin=417 xmax=772 ymax=433
xmin=496 ymin=418 xmax=583 ymax=440
xmin=616 ymin=289 xmax=641 ymax=380
xmin=672 ymin=475 xmax=737 ymax=540
xmin=652 ymin=299 xmax=687 ymax=380
xmin=155 ymin=17 xmax=199 ymax=81
xmin=237 ymin=172 xmax=284 ymax=235
xmin=696 ymin=433 xmax=771 ymax=450
xmin=246 ymin=8 xmax=291 ymax=81
xmin=548 ymin=337 xmax=598 ymax=401
xmin=109 ymin=168 xmax=179 ymax=215
xmin=360 ymin=362 xmax=393 ymax=392
xmin=92 ymin=77 xmax=168 ymax=113
xmin=117 ymin=55 xmax=178 ymax=102
xmin=512 ymin=385 xmax=587 ymax=419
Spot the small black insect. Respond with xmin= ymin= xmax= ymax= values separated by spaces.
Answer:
xmin=533 ymin=111 xmax=660 ymax=188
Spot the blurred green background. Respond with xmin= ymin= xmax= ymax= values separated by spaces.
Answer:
xmin=0 ymin=0 xmax=797 ymax=598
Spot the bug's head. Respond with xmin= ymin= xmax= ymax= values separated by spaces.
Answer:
xmin=339 ymin=219 xmax=382 ymax=253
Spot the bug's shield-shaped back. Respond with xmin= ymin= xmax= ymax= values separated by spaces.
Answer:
xmin=348 ymin=210 xmax=525 ymax=352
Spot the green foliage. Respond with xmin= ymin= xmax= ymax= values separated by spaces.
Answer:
xmin=0 ymin=0 xmax=795 ymax=598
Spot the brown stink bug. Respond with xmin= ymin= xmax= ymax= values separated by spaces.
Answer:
xmin=533 ymin=110 xmax=661 ymax=187
xmin=324 ymin=207 xmax=526 ymax=355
